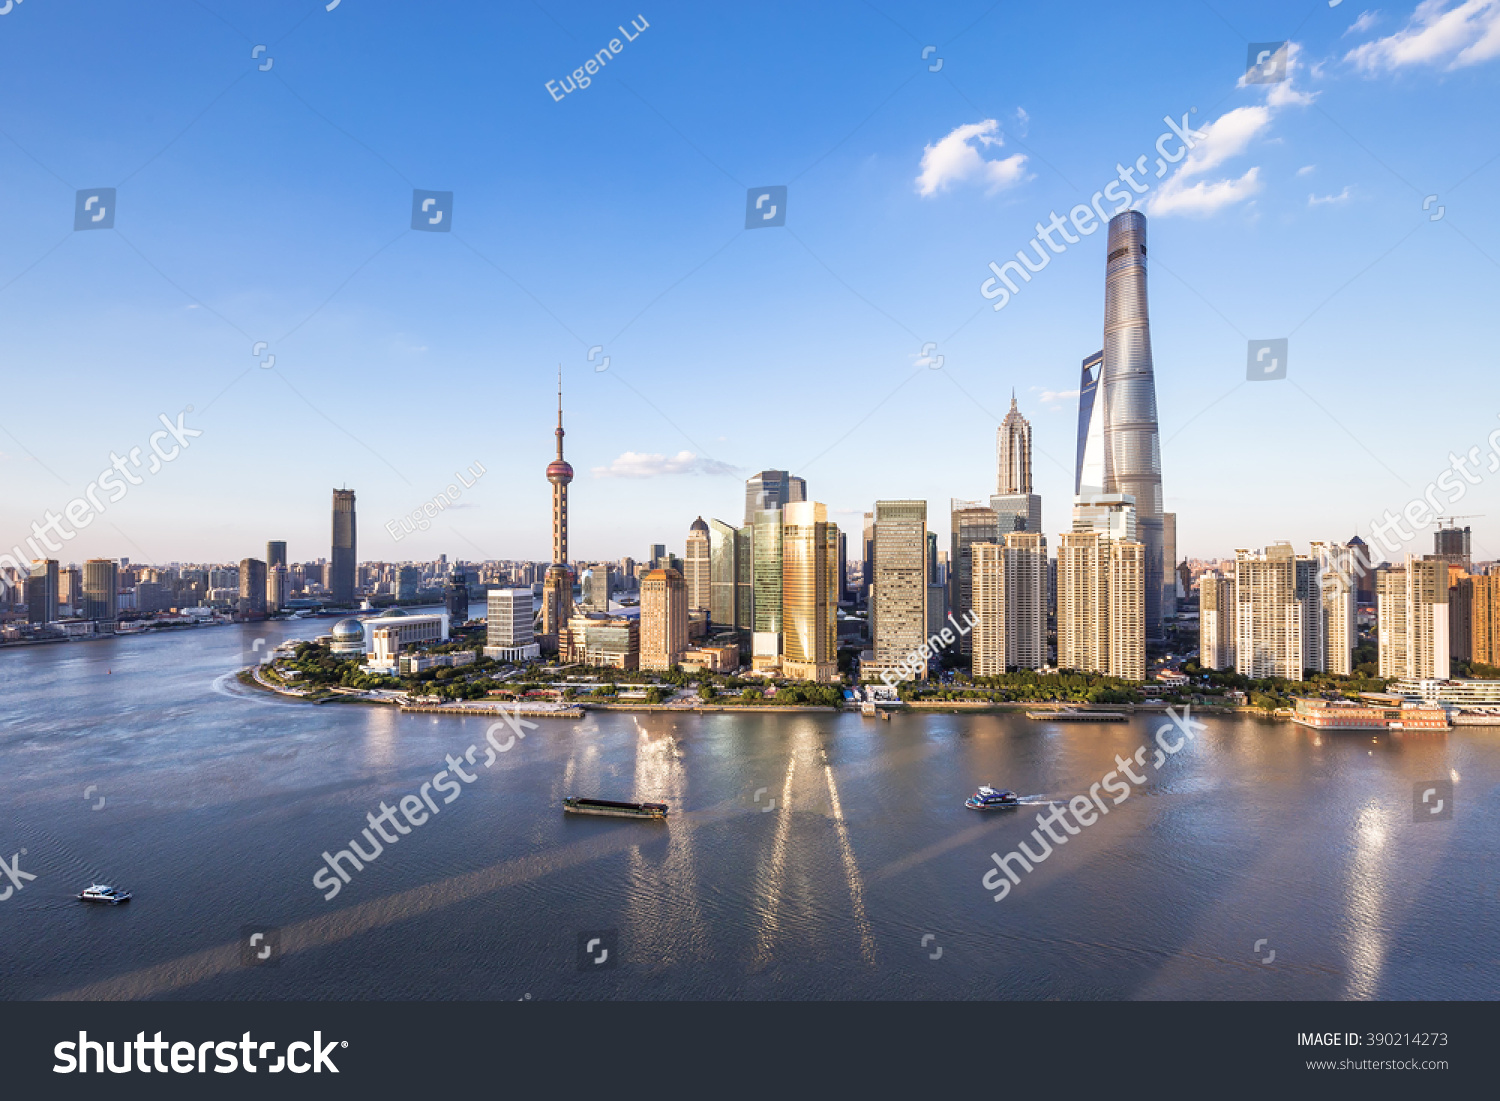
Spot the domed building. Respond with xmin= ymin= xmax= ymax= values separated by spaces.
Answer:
xmin=330 ymin=617 xmax=366 ymax=655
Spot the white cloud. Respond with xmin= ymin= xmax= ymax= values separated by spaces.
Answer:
xmin=1014 ymin=107 xmax=1030 ymax=136
xmin=1037 ymin=389 xmax=1080 ymax=407
xmin=1149 ymin=43 xmax=1314 ymax=218
xmin=1346 ymin=0 xmax=1500 ymax=70
xmin=915 ymin=119 xmax=1029 ymax=198
xmin=1309 ymin=185 xmax=1354 ymax=205
xmin=592 ymin=450 xmax=739 ymax=479
xmin=1297 ymin=164 xmax=1317 ymax=176
xmin=1345 ymin=10 xmax=1381 ymax=35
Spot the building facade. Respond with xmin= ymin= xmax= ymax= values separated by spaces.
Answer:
xmin=484 ymin=588 xmax=539 ymax=662
xmin=684 ymin=517 xmax=712 ymax=613
xmin=1233 ymin=545 xmax=1303 ymax=680
xmin=1198 ymin=569 xmax=1236 ymax=671
xmin=1056 ymin=531 xmax=1144 ymax=680
xmin=780 ymin=501 xmax=839 ymax=682
xmin=949 ymin=500 xmax=998 ymax=660
xmin=744 ymin=470 xmax=806 ymax=525
xmin=1100 ymin=211 xmax=1166 ymax=641
xmin=971 ymin=532 xmax=1047 ymax=676
xmin=640 ymin=567 xmax=689 ymax=671
xmin=1378 ymin=556 xmax=1451 ymax=680
xmin=330 ymin=489 xmax=356 ymax=604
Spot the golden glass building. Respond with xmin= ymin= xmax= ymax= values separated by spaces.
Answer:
xmin=780 ymin=501 xmax=839 ymax=683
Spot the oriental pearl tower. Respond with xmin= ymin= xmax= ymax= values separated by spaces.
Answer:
xmin=541 ymin=368 xmax=575 ymax=652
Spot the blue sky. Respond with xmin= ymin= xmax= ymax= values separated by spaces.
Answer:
xmin=2 ymin=0 xmax=1498 ymax=568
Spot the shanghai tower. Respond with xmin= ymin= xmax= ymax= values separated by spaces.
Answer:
xmin=1101 ymin=210 xmax=1165 ymax=641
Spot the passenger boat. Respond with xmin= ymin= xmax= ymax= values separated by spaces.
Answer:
xmin=563 ymin=797 xmax=669 ymax=820
xmin=965 ymin=786 xmax=1020 ymax=810
xmin=78 ymin=884 xmax=131 ymax=904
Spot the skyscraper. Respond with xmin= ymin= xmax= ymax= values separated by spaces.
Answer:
xmin=444 ymin=570 xmax=470 ymax=624
xmin=780 ymin=501 xmax=839 ymax=683
xmin=1075 ymin=350 xmax=1104 ymax=496
xmin=993 ymin=394 xmax=1042 ymax=535
xmin=751 ymin=508 xmax=784 ymax=655
xmin=971 ymin=532 xmax=1047 ymax=675
xmin=870 ymin=500 xmax=928 ymax=681
xmin=685 ymin=517 xmax=712 ymax=613
xmin=1056 ymin=531 xmax=1145 ymax=680
xmin=25 ymin=559 xmax=58 ymax=625
xmin=267 ymin=564 xmax=289 ymax=613
xmin=1433 ymin=525 xmax=1472 ymax=572
xmin=541 ymin=371 xmax=575 ymax=651
xmin=1312 ymin=541 xmax=1357 ymax=675
xmin=949 ymin=500 xmax=998 ymax=660
xmin=1470 ymin=574 xmax=1500 ymax=666
xmin=1100 ymin=211 xmax=1166 ymax=641
xmin=82 ymin=558 xmax=118 ymax=627
xmin=1198 ymin=570 xmax=1236 ymax=670
xmin=1233 ymin=545 xmax=1309 ymax=680
xmin=1378 ymin=556 xmax=1451 ymax=680
xmin=744 ymin=470 xmax=806 ymax=525
xmin=239 ymin=558 xmax=268 ymax=618
xmin=330 ymin=489 xmax=356 ymax=605
xmin=266 ymin=540 xmax=288 ymax=570
xmin=640 ymin=567 xmax=689 ymax=671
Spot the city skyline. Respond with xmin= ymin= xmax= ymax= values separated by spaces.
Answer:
xmin=2 ymin=2 xmax=1499 ymax=569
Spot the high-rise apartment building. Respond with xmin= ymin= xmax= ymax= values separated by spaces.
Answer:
xmin=780 ymin=501 xmax=839 ymax=683
xmin=1233 ymin=545 xmax=1304 ymax=679
xmin=992 ymin=394 xmax=1043 ymax=536
xmin=869 ymin=500 xmax=928 ymax=680
xmin=396 ymin=565 xmax=419 ymax=601
xmin=685 ymin=518 xmax=712 ymax=613
xmin=971 ymin=532 xmax=1047 ymax=676
xmin=25 ymin=559 xmax=59 ymax=624
xmin=949 ymin=500 xmax=998 ymax=660
xmin=750 ymin=508 xmax=784 ymax=669
xmin=1378 ymin=556 xmax=1451 ymax=680
xmin=1056 ymin=531 xmax=1145 ymax=680
xmin=330 ymin=489 xmax=357 ymax=605
xmin=1162 ymin=511 xmax=1178 ymax=621
xmin=1100 ymin=211 xmax=1166 ymax=641
xmin=484 ymin=588 xmax=540 ymax=662
xmin=744 ymin=470 xmax=806 ymax=526
xmin=266 ymin=564 xmax=289 ymax=613
xmin=82 ymin=558 xmax=118 ymax=626
xmin=640 ymin=567 xmax=689 ymax=671
xmin=1198 ymin=570 xmax=1235 ymax=670
xmin=1470 ymin=574 xmax=1500 ymax=666
xmin=1448 ymin=567 xmax=1473 ymax=664
xmin=1312 ymin=541 xmax=1357 ymax=675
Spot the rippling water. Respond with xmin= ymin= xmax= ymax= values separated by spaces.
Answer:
xmin=2 ymin=616 xmax=1497 ymax=1000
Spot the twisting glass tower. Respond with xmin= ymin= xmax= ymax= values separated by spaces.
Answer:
xmin=541 ymin=368 xmax=575 ymax=650
xmin=1100 ymin=210 xmax=1164 ymax=641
